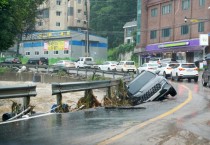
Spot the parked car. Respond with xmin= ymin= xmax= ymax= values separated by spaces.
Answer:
xmin=171 ymin=63 xmax=198 ymax=82
xmin=98 ymin=61 xmax=118 ymax=71
xmin=115 ymin=61 xmax=137 ymax=73
xmin=138 ymin=63 xmax=159 ymax=73
xmin=157 ymin=63 xmax=178 ymax=78
xmin=74 ymin=57 xmax=96 ymax=68
xmin=3 ymin=57 xmax=21 ymax=64
xmin=53 ymin=60 xmax=75 ymax=68
xmin=27 ymin=57 xmax=48 ymax=65
xmin=148 ymin=57 xmax=162 ymax=64
xmin=126 ymin=70 xmax=177 ymax=105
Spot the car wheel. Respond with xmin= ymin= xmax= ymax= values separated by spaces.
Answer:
xmin=169 ymin=87 xmax=177 ymax=96
xmin=176 ymin=73 xmax=180 ymax=81
xmin=171 ymin=73 xmax=174 ymax=81
xmin=194 ymin=77 xmax=198 ymax=83
xmin=188 ymin=78 xmax=191 ymax=82
xmin=202 ymin=77 xmax=207 ymax=86
xmin=108 ymin=68 xmax=110 ymax=71
xmin=121 ymin=69 xmax=124 ymax=72
xmin=163 ymin=72 xmax=167 ymax=79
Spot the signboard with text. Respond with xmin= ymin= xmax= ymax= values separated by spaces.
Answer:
xmin=199 ymin=34 xmax=209 ymax=46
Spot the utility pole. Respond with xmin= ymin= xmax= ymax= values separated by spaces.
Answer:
xmin=85 ymin=0 xmax=89 ymax=57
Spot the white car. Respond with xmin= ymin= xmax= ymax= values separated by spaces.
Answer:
xmin=98 ymin=61 xmax=118 ymax=71
xmin=157 ymin=63 xmax=178 ymax=78
xmin=116 ymin=61 xmax=137 ymax=72
xmin=53 ymin=60 xmax=75 ymax=68
xmin=171 ymin=63 xmax=198 ymax=82
xmin=138 ymin=63 xmax=159 ymax=73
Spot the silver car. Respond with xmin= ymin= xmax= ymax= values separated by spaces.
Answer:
xmin=127 ymin=71 xmax=177 ymax=105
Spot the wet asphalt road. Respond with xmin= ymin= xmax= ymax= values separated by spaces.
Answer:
xmin=0 ymin=76 xmax=210 ymax=145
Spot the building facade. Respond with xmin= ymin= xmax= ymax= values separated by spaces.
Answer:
xmin=36 ymin=0 xmax=90 ymax=31
xmin=20 ymin=30 xmax=107 ymax=61
xmin=123 ymin=20 xmax=137 ymax=44
xmin=136 ymin=0 xmax=210 ymax=65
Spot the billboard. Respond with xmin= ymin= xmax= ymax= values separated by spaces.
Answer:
xmin=44 ymin=41 xmax=69 ymax=51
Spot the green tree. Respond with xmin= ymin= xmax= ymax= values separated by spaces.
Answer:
xmin=0 ymin=0 xmax=45 ymax=52
xmin=90 ymin=0 xmax=137 ymax=49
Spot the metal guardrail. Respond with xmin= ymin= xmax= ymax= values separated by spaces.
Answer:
xmin=0 ymin=85 xmax=37 ymax=109
xmin=52 ymin=76 xmax=133 ymax=107
xmin=0 ymin=63 xmax=134 ymax=79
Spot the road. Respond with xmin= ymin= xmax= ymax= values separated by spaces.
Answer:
xmin=0 ymin=77 xmax=210 ymax=145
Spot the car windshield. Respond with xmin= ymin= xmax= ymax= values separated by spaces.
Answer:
xmin=127 ymin=71 xmax=156 ymax=94
xmin=181 ymin=64 xmax=196 ymax=68
xmin=126 ymin=62 xmax=134 ymax=65
xmin=148 ymin=63 xmax=158 ymax=67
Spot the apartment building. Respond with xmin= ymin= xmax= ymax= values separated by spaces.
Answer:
xmin=136 ymin=0 xmax=210 ymax=64
xmin=36 ymin=0 xmax=90 ymax=31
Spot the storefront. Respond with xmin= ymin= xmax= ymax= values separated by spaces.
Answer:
xmin=143 ymin=38 xmax=206 ymax=63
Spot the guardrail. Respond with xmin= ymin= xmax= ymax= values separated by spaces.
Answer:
xmin=0 ymin=63 xmax=135 ymax=79
xmin=52 ymin=76 xmax=132 ymax=107
xmin=0 ymin=85 xmax=37 ymax=109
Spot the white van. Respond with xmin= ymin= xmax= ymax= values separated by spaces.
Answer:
xmin=115 ymin=61 xmax=137 ymax=73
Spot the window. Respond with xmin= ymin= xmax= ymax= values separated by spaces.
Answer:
xmin=182 ymin=0 xmax=190 ymax=10
xmin=44 ymin=51 xmax=48 ymax=55
xmin=162 ymin=4 xmax=171 ymax=15
xmin=77 ymin=9 xmax=82 ymax=13
xmin=56 ymin=0 xmax=61 ymax=5
xmin=151 ymin=8 xmax=157 ymax=17
xmin=38 ymin=21 xmax=43 ymax=26
xmin=198 ymin=22 xmax=204 ymax=32
xmin=25 ymin=52 xmax=30 ymax=56
xmin=54 ymin=51 xmax=58 ymax=55
xmin=68 ymin=7 xmax=73 ymax=16
xmin=150 ymin=30 xmax=157 ymax=39
xmin=162 ymin=28 xmax=171 ymax=37
xmin=35 ymin=51 xmax=39 ymax=55
xmin=56 ymin=22 xmax=60 ymax=26
xmin=77 ymin=0 xmax=81 ymax=4
xmin=39 ymin=8 xmax=49 ymax=18
xmin=199 ymin=0 xmax=205 ymax=6
xmin=181 ymin=25 xmax=189 ymax=35
xmin=77 ymin=20 xmax=80 ymax=23
xmin=56 ymin=11 xmax=61 ymax=16
xmin=64 ymin=50 xmax=69 ymax=54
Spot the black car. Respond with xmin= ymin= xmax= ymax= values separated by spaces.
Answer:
xmin=126 ymin=71 xmax=177 ymax=106
xmin=27 ymin=57 xmax=48 ymax=65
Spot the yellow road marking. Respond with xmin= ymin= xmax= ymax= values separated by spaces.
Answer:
xmin=98 ymin=85 xmax=192 ymax=145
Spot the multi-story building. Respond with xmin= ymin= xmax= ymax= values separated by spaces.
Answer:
xmin=136 ymin=0 xmax=210 ymax=65
xmin=16 ymin=0 xmax=108 ymax=61
xmin=36 ymin=0 xmax=90 ymax=31
xmin=123 ymin=20 xmax=137 ymax=44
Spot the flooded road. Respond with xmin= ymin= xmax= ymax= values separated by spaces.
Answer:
xmin=0 ymin=79 xmax=210 ymax=145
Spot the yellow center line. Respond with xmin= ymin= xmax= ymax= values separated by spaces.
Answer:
xmin=98 ymin=85 xmax=192 ymax=145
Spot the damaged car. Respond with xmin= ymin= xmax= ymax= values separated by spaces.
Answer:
xmin=126 ymin=70 xmax=177 ymax=106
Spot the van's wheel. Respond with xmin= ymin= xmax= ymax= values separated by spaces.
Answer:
xmin=163 ymin=72 xmax=167 ymax=78
xmin=169 ymin=87 xmax=177 ymax=96
xmin=194 ymin=77 xmax=198 ymax=83
xmin=171 ymin=73 xmax=174 ymax=81
xmin=176 ymin=73 xmax=180 ymax=81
